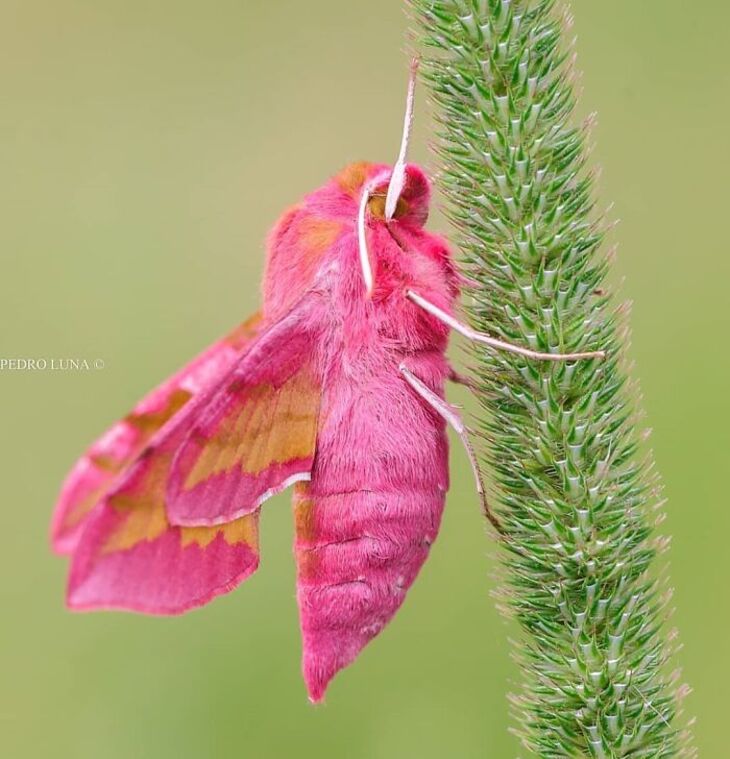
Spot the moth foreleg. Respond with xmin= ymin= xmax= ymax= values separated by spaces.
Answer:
xmin=399 ymin=363 xmax=505 ymax=537
xmin=406 ymin=290 xmax=605 ymax=362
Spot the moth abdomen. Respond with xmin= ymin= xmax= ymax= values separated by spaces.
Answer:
xmin=293 ymin=484 xmax=444 ymax=701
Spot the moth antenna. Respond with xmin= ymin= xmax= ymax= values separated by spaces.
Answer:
xmin=399 ymin=363 xmax=505 ymax=537
xmin=406 ymin=290 xmax=606 ymax=362
xmin=385 ymin=58 xmax=419 ymax=221
xmin=358 ymin=183 xmax=376 ymax=297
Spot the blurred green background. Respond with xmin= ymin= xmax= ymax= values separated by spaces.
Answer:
xmin=1 ymin=1 xmax=727 ymax=756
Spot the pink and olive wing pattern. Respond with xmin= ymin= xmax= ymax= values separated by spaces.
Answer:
xmin=65 ymin=293 xmax=325 ymax=614
xmin=51 ymin=315 xmax=262 ymax=554
xmin=166 ymin=303 xmax=323 ymax=527
xmin=67 ymin=439 xmax=260 ymax=614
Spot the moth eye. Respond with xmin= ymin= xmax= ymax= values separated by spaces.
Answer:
xmin=368 ymin=194 xmax=408 ymax=220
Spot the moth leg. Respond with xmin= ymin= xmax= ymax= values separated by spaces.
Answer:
xmin=399 ymin=363 xmax=505 ymax=537
xmin=448 ymin=367 xmax=479 ymax=394
xmin=406 ymin=290 xmax=606 ymax=362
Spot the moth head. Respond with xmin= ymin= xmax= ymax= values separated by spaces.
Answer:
xmin=335 ymin=161 xmax=431 ymax=228
xmin=368 ymin=164 xmax=430 ymax=228
xmin=336 ymin=161 xmax=433 ymax=298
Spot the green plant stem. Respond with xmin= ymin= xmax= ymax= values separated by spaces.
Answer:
xmin=410 ymin=1 xmax=693 ymax=755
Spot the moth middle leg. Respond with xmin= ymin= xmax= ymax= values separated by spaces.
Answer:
xmin=399 ymin=362 xmax=505 ymax=537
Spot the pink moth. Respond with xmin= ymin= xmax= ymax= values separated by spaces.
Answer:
xmin=51 ymin=64 xmax=603 ymax=702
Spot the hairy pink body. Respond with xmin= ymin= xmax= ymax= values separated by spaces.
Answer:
xmin=279 ymin=164 xmax=459 ymax=699
xmin=52 ymin=161 xmax=461 ymax=701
